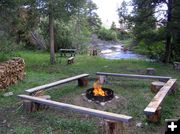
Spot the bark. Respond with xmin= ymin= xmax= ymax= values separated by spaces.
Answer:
xmin=164 ymin=0 xmax=172 ymax=63
xmin=49 ymin=2 xmax=55 ymax=64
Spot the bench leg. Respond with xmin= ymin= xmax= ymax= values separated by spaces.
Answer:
xmin=78 ymin=77 xmax=89 ymax=86
xmin=22 ymin=96 xmax=51 ymax=112
xmin=103 ymin=120 xmax=125 ymax=134
xmin=145 ymin=107 xmax=161 ymax=122
xmin=169 ymin=82 xmax=177 ymax=94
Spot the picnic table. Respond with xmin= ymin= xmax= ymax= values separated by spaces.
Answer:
xmin=59 ymin=49 xmax=76 ymax=57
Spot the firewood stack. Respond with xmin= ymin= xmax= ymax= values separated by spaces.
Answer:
xmin=0 ymin=57 xmax=25 ymax=90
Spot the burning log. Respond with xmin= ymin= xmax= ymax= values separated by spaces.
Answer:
xmin=93 ymin=79 xmax=107 ymax=96
xmin=0 ymin=57 xmax=25 ymax=90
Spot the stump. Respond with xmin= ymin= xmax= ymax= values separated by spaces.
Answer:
xmin=91 ymin=49 xmax=97 ymax=56
xmin=103 ymin=120 xmax=124 ymax=134
xmin=173 ymin=62 xmax=180 ymax=70
xmin=67 ymin=57 xmax=74 ymax=64
xmin=23 ymin=95 xmax=51 ymax=112
xmin=151 ymin=81 xmax=165 ymax=93
xmin=23 ymin=100 xmax=33 ymax=112
xmin=78 ymin=77 xmax=89 ymax=86
xmin=146 ymin=107 xmax=161 ymax=122
xmin=146 ymin=68 xmax=156 ymax=75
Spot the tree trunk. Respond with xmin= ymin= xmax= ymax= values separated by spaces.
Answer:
xmin=49 ymin=2 xmax=55 ymax=64
xmin=164 ymin=0 xmax=172 ymax=63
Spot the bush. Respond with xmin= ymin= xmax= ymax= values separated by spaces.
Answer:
xmin=97 ymin=27 xmax=118 ymax=41
xmin=117 ymin=30 xmax=131 ymax=40
xmin=40 ymin=18 xmax=91 ymax=52
xmin=133 ymin=40 xmax=165 ymax=60
xmin=0 ymin=39 xmax=21 ymax=61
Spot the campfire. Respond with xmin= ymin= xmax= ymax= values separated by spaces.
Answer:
xmin=85 ymin=79 xmax=114 ymax=102
xmin=93 ymin=79 xmax=107 ymax=96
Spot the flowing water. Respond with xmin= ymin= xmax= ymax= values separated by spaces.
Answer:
xmin=96 ymin=43 xmax=146 ymax=60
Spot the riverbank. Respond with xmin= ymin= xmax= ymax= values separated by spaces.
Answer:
xmin=89 ymin=35 xmax=146 ymax=60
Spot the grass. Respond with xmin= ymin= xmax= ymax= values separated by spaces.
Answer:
xmin=0 ymin=50 xmax=180 ymax=134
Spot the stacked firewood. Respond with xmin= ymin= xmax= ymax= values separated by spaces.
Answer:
xmin=0 ymin=57 xmax=25 ymax=90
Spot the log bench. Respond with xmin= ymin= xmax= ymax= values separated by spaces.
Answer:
xmin=18 ymin=94 xmax=133 ymax=133
xmin=67 ymin=57 xmax=74 ymax=64
xmin=96 ymin=72 xmax=171 ymax=83
xmin=25 ymin=74 xmax=89 ymax=95
xmin=144 ymin=79 xmax=177 ymax=122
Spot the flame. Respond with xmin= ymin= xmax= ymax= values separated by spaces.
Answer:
xmin=93 ymin=80 xmax=107 ymax=96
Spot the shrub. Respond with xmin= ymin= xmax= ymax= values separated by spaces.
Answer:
xmin=133 ymin=40 xmax=165 ymax=60
xmin=0 ymin=39 xmax=21 ymax=61
xmin=97 ymin=27 xmax=118 ymax=41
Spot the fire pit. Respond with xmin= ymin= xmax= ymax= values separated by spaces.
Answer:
xmin=86 ymin=87 xmax=114 ymax=102
xmin=84 ymin=79 xmax=114 ymax=103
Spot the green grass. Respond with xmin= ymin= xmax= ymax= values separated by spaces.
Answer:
xmin=0 ymin=50 xmax=180 ymax=134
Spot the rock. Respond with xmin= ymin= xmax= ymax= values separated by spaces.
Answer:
xmin=3 ymin=92 xmax=13 ymax=97
xmin=7 ymin=123 xmax=11 ymax=128
xmin=2 ymin=120 xmax=7 ymax=124
xmin=81 ymin=93 xmax=85 ymax=96
xmin=115 ymin=95 xmax=119 ymax=99
xmin=136 ymin=122 xmax=142 ymax=128
xmin=100 ymin=102 xmax=105 ymax=106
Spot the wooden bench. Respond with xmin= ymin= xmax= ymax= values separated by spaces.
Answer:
xmin=144 ymin=79 xmax=177 ymax=122
xmin=25 ymin=74 xmax=89 ymax=95
xmin=96 ymin=72 xmax=171 ymax=83
xmin=18 ymin=94 xmax=133 ymax=133
xmin=59 ymin=49 xmax=76 ymax=57
xmin=67 ymin=57 xmax=74 ymax=64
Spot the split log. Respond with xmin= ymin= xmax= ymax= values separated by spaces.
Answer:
xmin=150 ymin=81 xmax=165 ymax=93
xmin=0 ymin=57 xmax=25 ymax=90
xmin=103 ymin=120 xmax=125 ymax=134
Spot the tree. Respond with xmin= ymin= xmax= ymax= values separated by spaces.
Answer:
xmin=110 ymin=22 xmax=116 ymax=31
xmin=33 ymin=0 xmax=86 ymax=64
xmin=128 ymin=0 xmax=180 ymax=62
xmin=83 ymin=0 xmax=102 ymax=32
xmin=117 ymin=0 xmax=129 ymax=30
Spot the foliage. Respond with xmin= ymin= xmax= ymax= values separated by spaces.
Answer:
xmin=0 ymin=39 xmax=22 ymax=61
xmin=110 ymin=22 xmax=116 ymax=31
xmin=40 ymin=17 xmax=91 ymax=52
xmin=117 ymin=30 xmax=131 ymax=40
xmin=133 ymin=40 xmax=165 ymax=60
xmin=117 ymin=0 xmax=131 ymax=30
xmin=127 ymin=0 xmax=180 ymax=62
xmin=97 ymin=27 xmax=118 ymax=41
